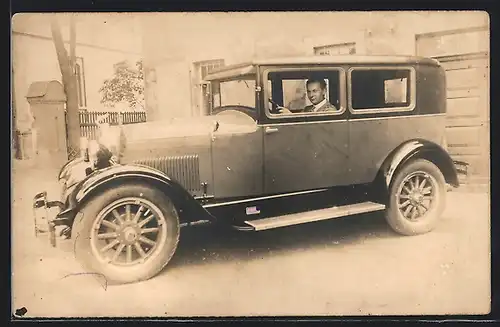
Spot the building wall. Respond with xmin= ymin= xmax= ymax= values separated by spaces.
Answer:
xmin=140 ymin=11 xmax=490 ymax=178
xmin=140 ymin=12 xmax=325 ymax=119
xmin=303 ymin=11 xmax=489 ymax=55
xmin=12 ymin=13 xmax=144 ymax=131
xmin=141 ymin=11 xmax=489 ymax=120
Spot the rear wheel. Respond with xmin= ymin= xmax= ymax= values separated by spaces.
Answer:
xmin=71 ymin=183 xmax=180 ymax=284
xmin=385 ymin=159 xmax=446 ymax=236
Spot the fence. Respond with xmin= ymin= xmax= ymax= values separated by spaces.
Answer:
xmin=77 ymin=111 xmax=147 ymax=140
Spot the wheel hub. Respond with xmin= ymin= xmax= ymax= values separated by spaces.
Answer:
xmin=91 ymin=198 xmax=169 ymax=267
xmin=409 ymin=191 xmax=424 ymax=205
xmin=119 ymin=225 xmax=140 ymax=244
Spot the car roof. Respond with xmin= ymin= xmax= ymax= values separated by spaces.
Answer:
xmin=203 ymin=55 xmax=441 ymax=81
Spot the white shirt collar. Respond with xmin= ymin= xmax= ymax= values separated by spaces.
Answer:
xmin=313 ymin=98 xmax=327 ymax=111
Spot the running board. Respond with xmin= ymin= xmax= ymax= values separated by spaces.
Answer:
xmin=244 ymin=201 xmax=386 ymax=231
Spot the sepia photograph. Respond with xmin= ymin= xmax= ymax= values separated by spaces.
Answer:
xmin=11 ymin=11 xmax=490 ymax=318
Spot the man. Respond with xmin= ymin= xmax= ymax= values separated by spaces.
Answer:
xmin=278 ymin=78 xmax=337 ymax=114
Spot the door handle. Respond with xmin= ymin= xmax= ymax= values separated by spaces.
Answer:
xmin=265 ymin=127 xmax=279 ymax=134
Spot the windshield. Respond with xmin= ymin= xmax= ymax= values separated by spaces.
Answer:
xmin=210 ymin=76 xmax=256 ymax=110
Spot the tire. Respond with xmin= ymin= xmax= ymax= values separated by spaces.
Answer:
xmin=71 ymin=182 xmax=180 ymax=284
xmin=385 ymin=159 xmax=446 ymax=236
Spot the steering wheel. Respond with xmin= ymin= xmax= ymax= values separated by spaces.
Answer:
xmin=268 ymin=98 xmax=291 ymax=114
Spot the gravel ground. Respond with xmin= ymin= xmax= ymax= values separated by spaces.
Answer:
xmin=11 ymin=159 xmax=491 ymax=318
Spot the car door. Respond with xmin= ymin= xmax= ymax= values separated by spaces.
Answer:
xmin=260 ymin=66 xmax=351 ymax=195
xmin=347 ymin=66 xmax=419 ymax=184
xmin=211 ymin=112 xmax=264 ymax=199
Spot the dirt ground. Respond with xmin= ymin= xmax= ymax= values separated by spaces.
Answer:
xmin=11 ymin=159 xmax=491 ymax=318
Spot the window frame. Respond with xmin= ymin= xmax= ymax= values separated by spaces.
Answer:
xmin=261 ymin=66 xmax=347 ymax=121
xmin=212 ymin=74 xmax=258 ymax=109
xmin=195 ymin=59 xmax=226 ymax=80
xmin=347 ymin=65 xmax=417 ymax=115
xmin=314 ymin=42 xmax=356 ymax=56
xmin=193 ymin=59 xmax=225 ymax=115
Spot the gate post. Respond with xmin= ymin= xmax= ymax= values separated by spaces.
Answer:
xmin=26 ymin=80 xmax=68 ymax=168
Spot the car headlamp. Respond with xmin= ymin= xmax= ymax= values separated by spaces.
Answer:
xmin=88 ymin=139 xmax=100 ymax=164
xmin=86 ymin=139 xmax=113 ymax=169
xmin=98 ymin=123 xmax=124 ymax=164
xmin=77 ymin=137 xmax=110 ymax=170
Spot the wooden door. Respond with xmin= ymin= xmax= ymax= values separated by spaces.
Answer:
xmin=416 ymin=26 xmax=490 ymax=179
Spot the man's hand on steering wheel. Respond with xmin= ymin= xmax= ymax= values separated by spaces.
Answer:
xmin=268 ymin=98 xmax=292 ymax=114
xmin=276 ymin=106 xmax=292 ymax=114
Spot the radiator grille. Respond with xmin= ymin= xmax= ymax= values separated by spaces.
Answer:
xmin=134 ymin=155 xmax=201 ymax=192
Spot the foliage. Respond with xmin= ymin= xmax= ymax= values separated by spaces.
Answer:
xmin=99 ymin=60 xmax=145 ymax=110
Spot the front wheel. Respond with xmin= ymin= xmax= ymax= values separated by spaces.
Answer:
xmin=385 ymin=159 xmax=446 ymax=236
xmin=71 ymin=182 xmax=180 ymax=284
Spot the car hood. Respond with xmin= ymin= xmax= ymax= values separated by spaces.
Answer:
xmin=120 ymin=111 xmax=256 ymax=142
xmin=120 ymin=116 xmax=217 ymax=142
xmin=110 ymin=110 xmax=257 ymax=163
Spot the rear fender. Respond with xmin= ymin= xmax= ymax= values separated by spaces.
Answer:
xmin=67 ymin=164 xmax=216 ymax=225
xmin=373 ymin=139 xmax=459 ymax=201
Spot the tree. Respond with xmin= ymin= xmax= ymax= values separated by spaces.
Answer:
xmin=50 ymin=14 xmax=80 ymax=159
xmin=98 ymin=60 xmax=145 ymax=110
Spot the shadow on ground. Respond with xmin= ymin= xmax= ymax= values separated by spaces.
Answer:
xmin=165 ymin=211 xmax=399 ymax=272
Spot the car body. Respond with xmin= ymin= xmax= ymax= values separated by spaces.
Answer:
xmin=33 ymin=55 xmax=468 ymax=284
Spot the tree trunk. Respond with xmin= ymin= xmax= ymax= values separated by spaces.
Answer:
xmin=50 ymin=14 xmax=80 ymax=159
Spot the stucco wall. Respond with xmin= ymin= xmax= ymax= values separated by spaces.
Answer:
xmin=12 ymin=13 xmax=144 ymax=131
xmin=12 ymin=12 xmax=490 ymax=127
xmin=140 ymin=11 xmax=489 ymax=119
xmin=303 ymin=11 xmax=489 ymax=55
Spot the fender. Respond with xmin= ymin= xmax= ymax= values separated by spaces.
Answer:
xmin=58 ymin=156 xmax=86 ymax=180
xmin=376 ymin=138 xmax=460 ymax=194
xmin=64 ymin=163 xmax=216 ymax=225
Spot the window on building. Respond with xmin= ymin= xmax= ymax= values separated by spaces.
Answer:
xmin=74 ymin=57 xmax=87 ymax=108
xmin=349 ymin=68 xmax=414 ymax=111
xmin=314 ymin=42 xmax=356 ymax=56
xmin=196 ymin=59 xmax=225 ymax=80
xmin=193 ymin=59 xmax=225 ymax=115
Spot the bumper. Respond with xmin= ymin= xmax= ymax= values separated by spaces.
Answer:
xmin=33 ymin=191 xmax=70 ymax=247
xmin=453 ymin=160 xmax=469 ymax=176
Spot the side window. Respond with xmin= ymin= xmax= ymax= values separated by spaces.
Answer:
xmin=210 ymin=78 xmax=256 ymax=110
xmin=265 ymin=69 xmax=344 ymax=117
xmin=349 ymin=68 xmax=414 ymax=112
xmin=220 ymin=79 xmax=256 ymax=107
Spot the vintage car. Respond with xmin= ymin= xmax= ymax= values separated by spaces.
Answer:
xmin=33 ymin=55 xmax=469 ymax=284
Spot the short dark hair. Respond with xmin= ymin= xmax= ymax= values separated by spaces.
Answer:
xmin=306 ymin=78 xmax=327 ymax=90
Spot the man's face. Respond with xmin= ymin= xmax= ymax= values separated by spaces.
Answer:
xmin=306 ymin=82 xmax=326 ymax=105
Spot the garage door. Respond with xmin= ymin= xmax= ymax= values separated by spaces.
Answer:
xmin=416 ymin=26 xmax=490 ymax=180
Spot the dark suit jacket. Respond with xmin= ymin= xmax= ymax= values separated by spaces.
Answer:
xmin=303 ymin=101 xmax=337 ymax=112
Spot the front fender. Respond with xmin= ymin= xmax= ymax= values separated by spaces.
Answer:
xmin=63 ymin=164 xmax=216 ymax=225
xmin=377 ymin=139 xmax=460 ymax=193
